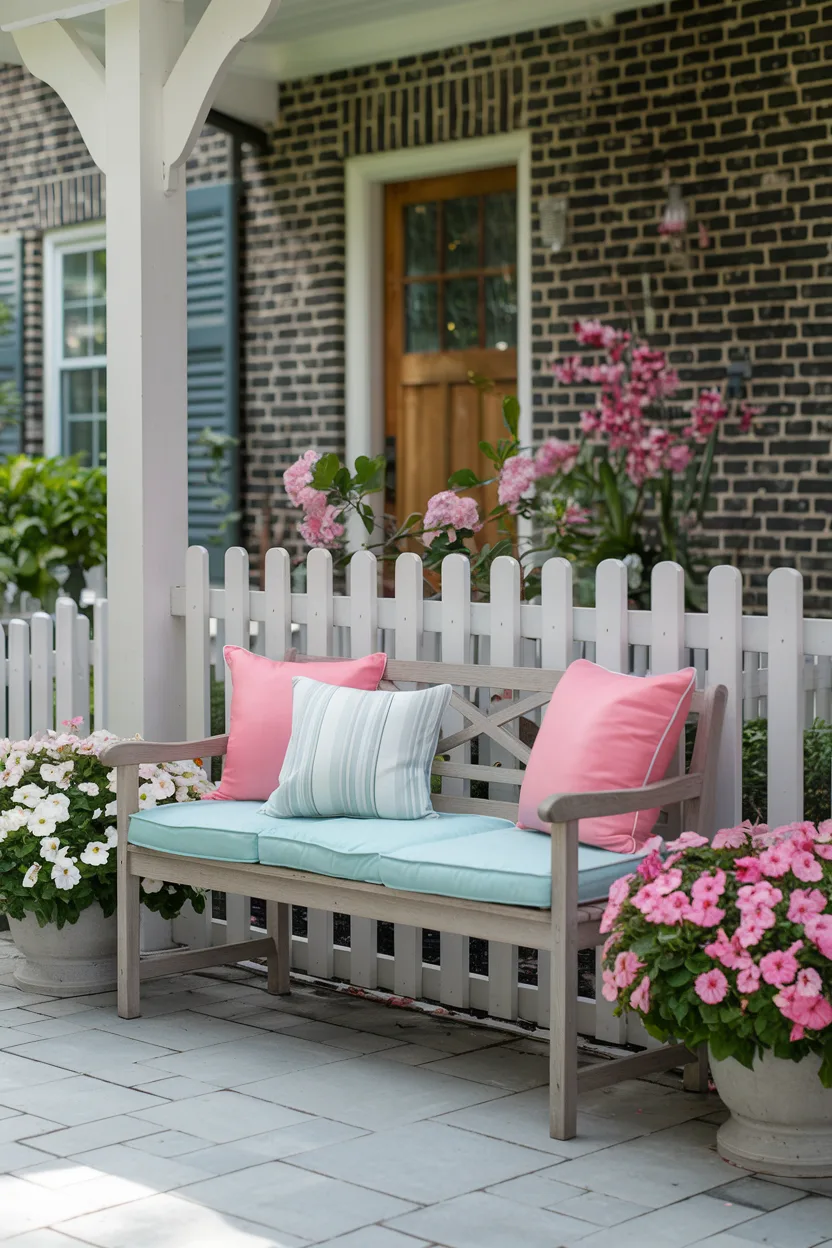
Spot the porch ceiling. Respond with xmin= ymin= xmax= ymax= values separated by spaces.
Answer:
xmin=1 ymin=0 xmax=637 ymax=119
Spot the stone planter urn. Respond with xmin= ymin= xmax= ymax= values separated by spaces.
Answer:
xmin=8 ymin=903 xmax=117 ymax=996
xmin=711 ymin=1050 xmax=832 ymax=1178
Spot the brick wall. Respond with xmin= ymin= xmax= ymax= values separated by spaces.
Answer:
xmin=0 ymin=65 xmax=231 ymax=454
xmin=239 ymin=0 xmax=832 ymax=609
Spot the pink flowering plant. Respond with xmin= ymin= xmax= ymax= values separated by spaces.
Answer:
xmin=600 ymin=820 xmax=832 ymax=1083
xmin=282 ymin=320 xmax=761 ymax=602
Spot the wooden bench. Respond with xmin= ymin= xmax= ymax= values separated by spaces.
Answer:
xmin=101 ymin=658 xmax=727 ymax=1140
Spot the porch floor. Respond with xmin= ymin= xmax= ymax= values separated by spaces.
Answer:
xmin=1 ymin=935 xmax=831 ymax=1248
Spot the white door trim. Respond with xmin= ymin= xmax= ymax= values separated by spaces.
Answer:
xmin=344 ymin=132 xmax=532 ymax=533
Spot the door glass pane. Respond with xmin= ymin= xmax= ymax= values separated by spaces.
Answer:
xmin=445 ymin=278 xmax=479 ymax=349
xmin=405 ymin=203 xmax=437 ymax=276
xmin=484 ymin=191 xmax=517 ymax=267
xmin=443 ymin=197 xmax=479 ymax=271
xmin=485 ymin=275 xmax=517 ymax=348
xmin=96 ymin=368 xmax=107 ymax=413
xmin=65 ymin=369 xmax=93 ymax=415
xmin=63 ymin=308 xmax=91 ymax=358
xmin=98 ymin=415 xmax=107 ymax=464
xmin=405 ymin=282 xmax=439 ymax=353
xmin=91 ymin=249 xmax=106 ymax=298
xmin=91 ymin=304 xmax=106 ymax=355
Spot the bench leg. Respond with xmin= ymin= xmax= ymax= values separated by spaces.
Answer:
xmin=683 ymin=1042 xmax=710 ymax=1093
xmin=549 ymin=819 xmax=578 ymax=1140
xmin=266 ymin=901 xmax=291 ymax=995
xmin=116 ymin=764 xmax=141 ymax=1019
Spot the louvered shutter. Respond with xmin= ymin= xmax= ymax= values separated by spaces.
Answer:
xmin=0 ymin=235 xmax=23 ymax=459
xmin=186 ymin=183 xmax=239 ymax=580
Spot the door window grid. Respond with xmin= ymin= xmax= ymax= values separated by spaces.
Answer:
xmin=53 ymin=242 xmax=107 ymax=467
xmin=402 ymin=189 xmax=517 ymax=353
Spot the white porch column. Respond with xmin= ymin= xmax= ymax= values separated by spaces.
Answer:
xmin=9 ymin=0 xmax=281 ymax=738
xmin=104 ymin=0 xmax=188 ymax=738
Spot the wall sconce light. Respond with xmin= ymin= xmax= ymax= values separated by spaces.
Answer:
xmin=540 ymin=196 xmax=569 ymax=252
xmin=659 ymin=183 xmax=688 ymax=238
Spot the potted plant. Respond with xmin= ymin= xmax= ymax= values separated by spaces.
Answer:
xmin=0 ymin=723 xmax=211 ymax=995
xmin=600 ymin=820 xmax=832 ymax=1177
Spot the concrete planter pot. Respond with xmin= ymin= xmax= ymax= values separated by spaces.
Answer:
xmin=711 ymin=1049 xmax=832 ymax=1178
xmin=8 ymin=903 xmax=117 ymax=996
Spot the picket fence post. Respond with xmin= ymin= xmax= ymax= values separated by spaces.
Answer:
xmin=7 ymin=618 xmax=30 ymax=740
xmin=349 ymin=550 xmax=379 ymax=989
xmin=223 ymin=548 xmax=252 ymax=947
xmin=55 ymin=598 xmax=78 ymax=730
xmin=93 ymin=598 xmax=109 ymax=731
xmin=392 ymin=552 xmax=425 ymax=1000
xmin=305 ymin=548 xmax=335 ymax=978
xmin=767 ymin=567 xmax=804 ymax=826
xmin=30 ymin=612 xmax=53 ymax=734
xmin=707 ymin=566 xmax=743 ymax=830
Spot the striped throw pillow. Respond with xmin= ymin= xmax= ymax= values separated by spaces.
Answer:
xmin=262 ymin=676 xmax=452 ymax=821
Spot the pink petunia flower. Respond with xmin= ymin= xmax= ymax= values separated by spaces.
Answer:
xmin=653 ymin=868 xmax=683 ymax=896
xmin=637 ymin=850 xmax=663 ymax=882
xmin=804 ymin=914 xmax=832 ymax=959
xmin=695 ymin=968 xmax=728 ymax=1005
xmin=734 ymin=856 xmax=763 ymax=884
xmin=664 ymin=831 xmax=709 ymax=851
xmin=736 ymin=964 xmax=761 ymax=994
xmin=687 ymin=898 xmax=725 ymax=928
xmin=630 ymin=975 xmax=651 ymax=1012
xmin=759 ymin=842 xmax=795 ymax=878
xmin=692 ymin=870 xmax=727 ymax=902
xmin=737 ymin=918 xmax=767 ymax=949
xmin=613 ymin=951 xmax=644 ymax=989
xmin=737 ymin=882 xmax=782 ymax=911
xmin=815 ymin=819 xmax=832 ymax=843
xmin=712 ymin=826 xmax=749 ymax=850
xmin=658 ymin=891 xmax=691 ymax=925
xmin=791 ymin=850 xmax=823 ymax=883
xmin=796 ymin=968 xmax=823 ymax=998
xmin=601 ymin=969 xmax=619 ymax=1002
xmin=759 ymin=950 xmax=799 ymax=987
xmin=787 ymin=889 xmax=826 ymax=924
xmin=816 ymin=844 xmax=832 ymax=861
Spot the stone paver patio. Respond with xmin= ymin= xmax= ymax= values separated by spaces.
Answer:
xmin=1 ymin=934 xmax=831 ymax=1248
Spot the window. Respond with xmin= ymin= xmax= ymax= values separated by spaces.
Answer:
xmin=44 ymin=226 xmax=107 ymax=467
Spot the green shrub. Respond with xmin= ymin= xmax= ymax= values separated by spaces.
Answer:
xmin=0 ymin=455 xmax=106 ymax=608
xmin=742 ymin=717 xmax=832 ymax=826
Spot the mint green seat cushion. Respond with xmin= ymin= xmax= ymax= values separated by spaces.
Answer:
xmin=257 ymin=812 xmax=516 ymax=883
xmin=129 ymin=801 xmax=272 ymax=863
xmin=378 ymin=826 xmax=643 ymax=908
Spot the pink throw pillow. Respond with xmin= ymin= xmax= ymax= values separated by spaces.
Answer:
xmin=517 ymin=659 xmax=696 ymax=853
xmin=207 ymin=647 xmax=388 ymax=802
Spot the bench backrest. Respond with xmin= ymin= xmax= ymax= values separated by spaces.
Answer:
xmin=378 ymin=658 xmax=722 ymax=836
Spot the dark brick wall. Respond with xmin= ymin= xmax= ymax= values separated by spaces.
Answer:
xmin=2 ymin=0 xmax=831 ymax=608
xmin=238 ymin=0 xmax=832 ymax=609
xmin=0 ymin=65 xmax=231 ymax=454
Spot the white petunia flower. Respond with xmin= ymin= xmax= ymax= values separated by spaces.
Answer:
xmin=137 ymin=784 xmax=157 ymax=809
xmin=7 ymin=752 xmax=34 ymax=773
xmin=77 ymin=782 xmax=99 ymax=797
xmin=40 ymin=835 xmax=63 ymax=861
xmin=33 ymin=797 xmax=70 ymax=826
xmin=92 ymin=808 xmax=102 ymax=820
xmin=105 ymin=826 xmax=119 ymax=847
xmin=0 ymin=766 xmax=25 ymax=788
xmin=51 ymin=855 xmax=81 ymax=890
xmin=39 ymin=761 xmax=74 ymax=788
xmin=5 ymin=807 xmax=30 ymax=831
xmin=106 ymin=769 xmax=117 ymax=793
xmin=80 ymin=841 xmax=110 ymax=866
xmin=142 ymin=878 xmax=164 ymax=894
xmin=150 ymin=774 xmax=176 ymax=801
xmin=104 ymin=800 xmax=117 ymax=818
xmin=29 ymin=811 xmax=58 ymax=836
xmin=22 ymin=863 xmax=41 ymax=887
xmin=13 ymin=783 xmax=47 ymax=809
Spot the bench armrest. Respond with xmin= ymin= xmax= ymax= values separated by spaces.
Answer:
xmin=539 ymin=772 xmax=703 ymax=824
xmin=99 ymin=735 xmax=229 ymax=767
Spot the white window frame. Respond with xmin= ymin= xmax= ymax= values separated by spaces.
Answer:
xmin=43 ymin=222 xmax=107 ymax=459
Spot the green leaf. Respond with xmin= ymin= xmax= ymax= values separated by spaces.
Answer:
xmin=502 ymin=394 xmax=520 ymax=439
xmin=310 ymin=453 xmax=341 ymax=490
xmin=598 ymin=460 xmax=626 ymax=537
xmin=478 ymin=441 xmax=501 ymax=467
xmin=447 ymin=468 xmax=482 ymax=490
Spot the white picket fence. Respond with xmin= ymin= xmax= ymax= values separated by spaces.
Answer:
xmin=0 ymin=598 xmax=107 ymax=739
xmin=163 ymin=544 xmax=827 ymax=1038
xmin=4 ymin=549 xmax=829 ymax=1041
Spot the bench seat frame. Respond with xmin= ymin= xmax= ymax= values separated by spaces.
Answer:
xmin=102 ymin=658 xmax=727 ymax=1140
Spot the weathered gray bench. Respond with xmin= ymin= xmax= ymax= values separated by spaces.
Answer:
xmin=101 ymin=658 xmax=726 ymax=1140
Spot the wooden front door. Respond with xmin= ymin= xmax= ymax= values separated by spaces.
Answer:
xmin=385 ymin=167 xmax=518 ymax=535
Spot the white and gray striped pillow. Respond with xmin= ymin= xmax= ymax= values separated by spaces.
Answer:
xmin=262 ymin=676 xmax=452 ymax=821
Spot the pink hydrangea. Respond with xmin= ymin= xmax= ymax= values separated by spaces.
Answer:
xmin=630 ymin=974 xmax=651 ymax=1012
xmin=283 ymin=450 xmax=321 ymax=506
xmin=422 ymin=491 xmax=482 ymax=545
xmin=299 ymin=504 xmax=345 ymax=549
xmin=695 ymin=968 xmax=728 ymax=1005
xmin=787 ymin=889 xmax=827 ymax=924
xmin=712 ymin=826 xmax=749 ymax=850
xmin=534 ymin=438 xmax=579 ymax=477
xmin=759 ymin=949 xmax=800 ymax=987
xmin=497 ymin=456 xmax=537 ymax=514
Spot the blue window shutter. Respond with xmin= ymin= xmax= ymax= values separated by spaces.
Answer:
xmin=0 ymin=235 xmax=23 ymax=459
xmin=186 ymin=183 xmax=239 ymax=580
